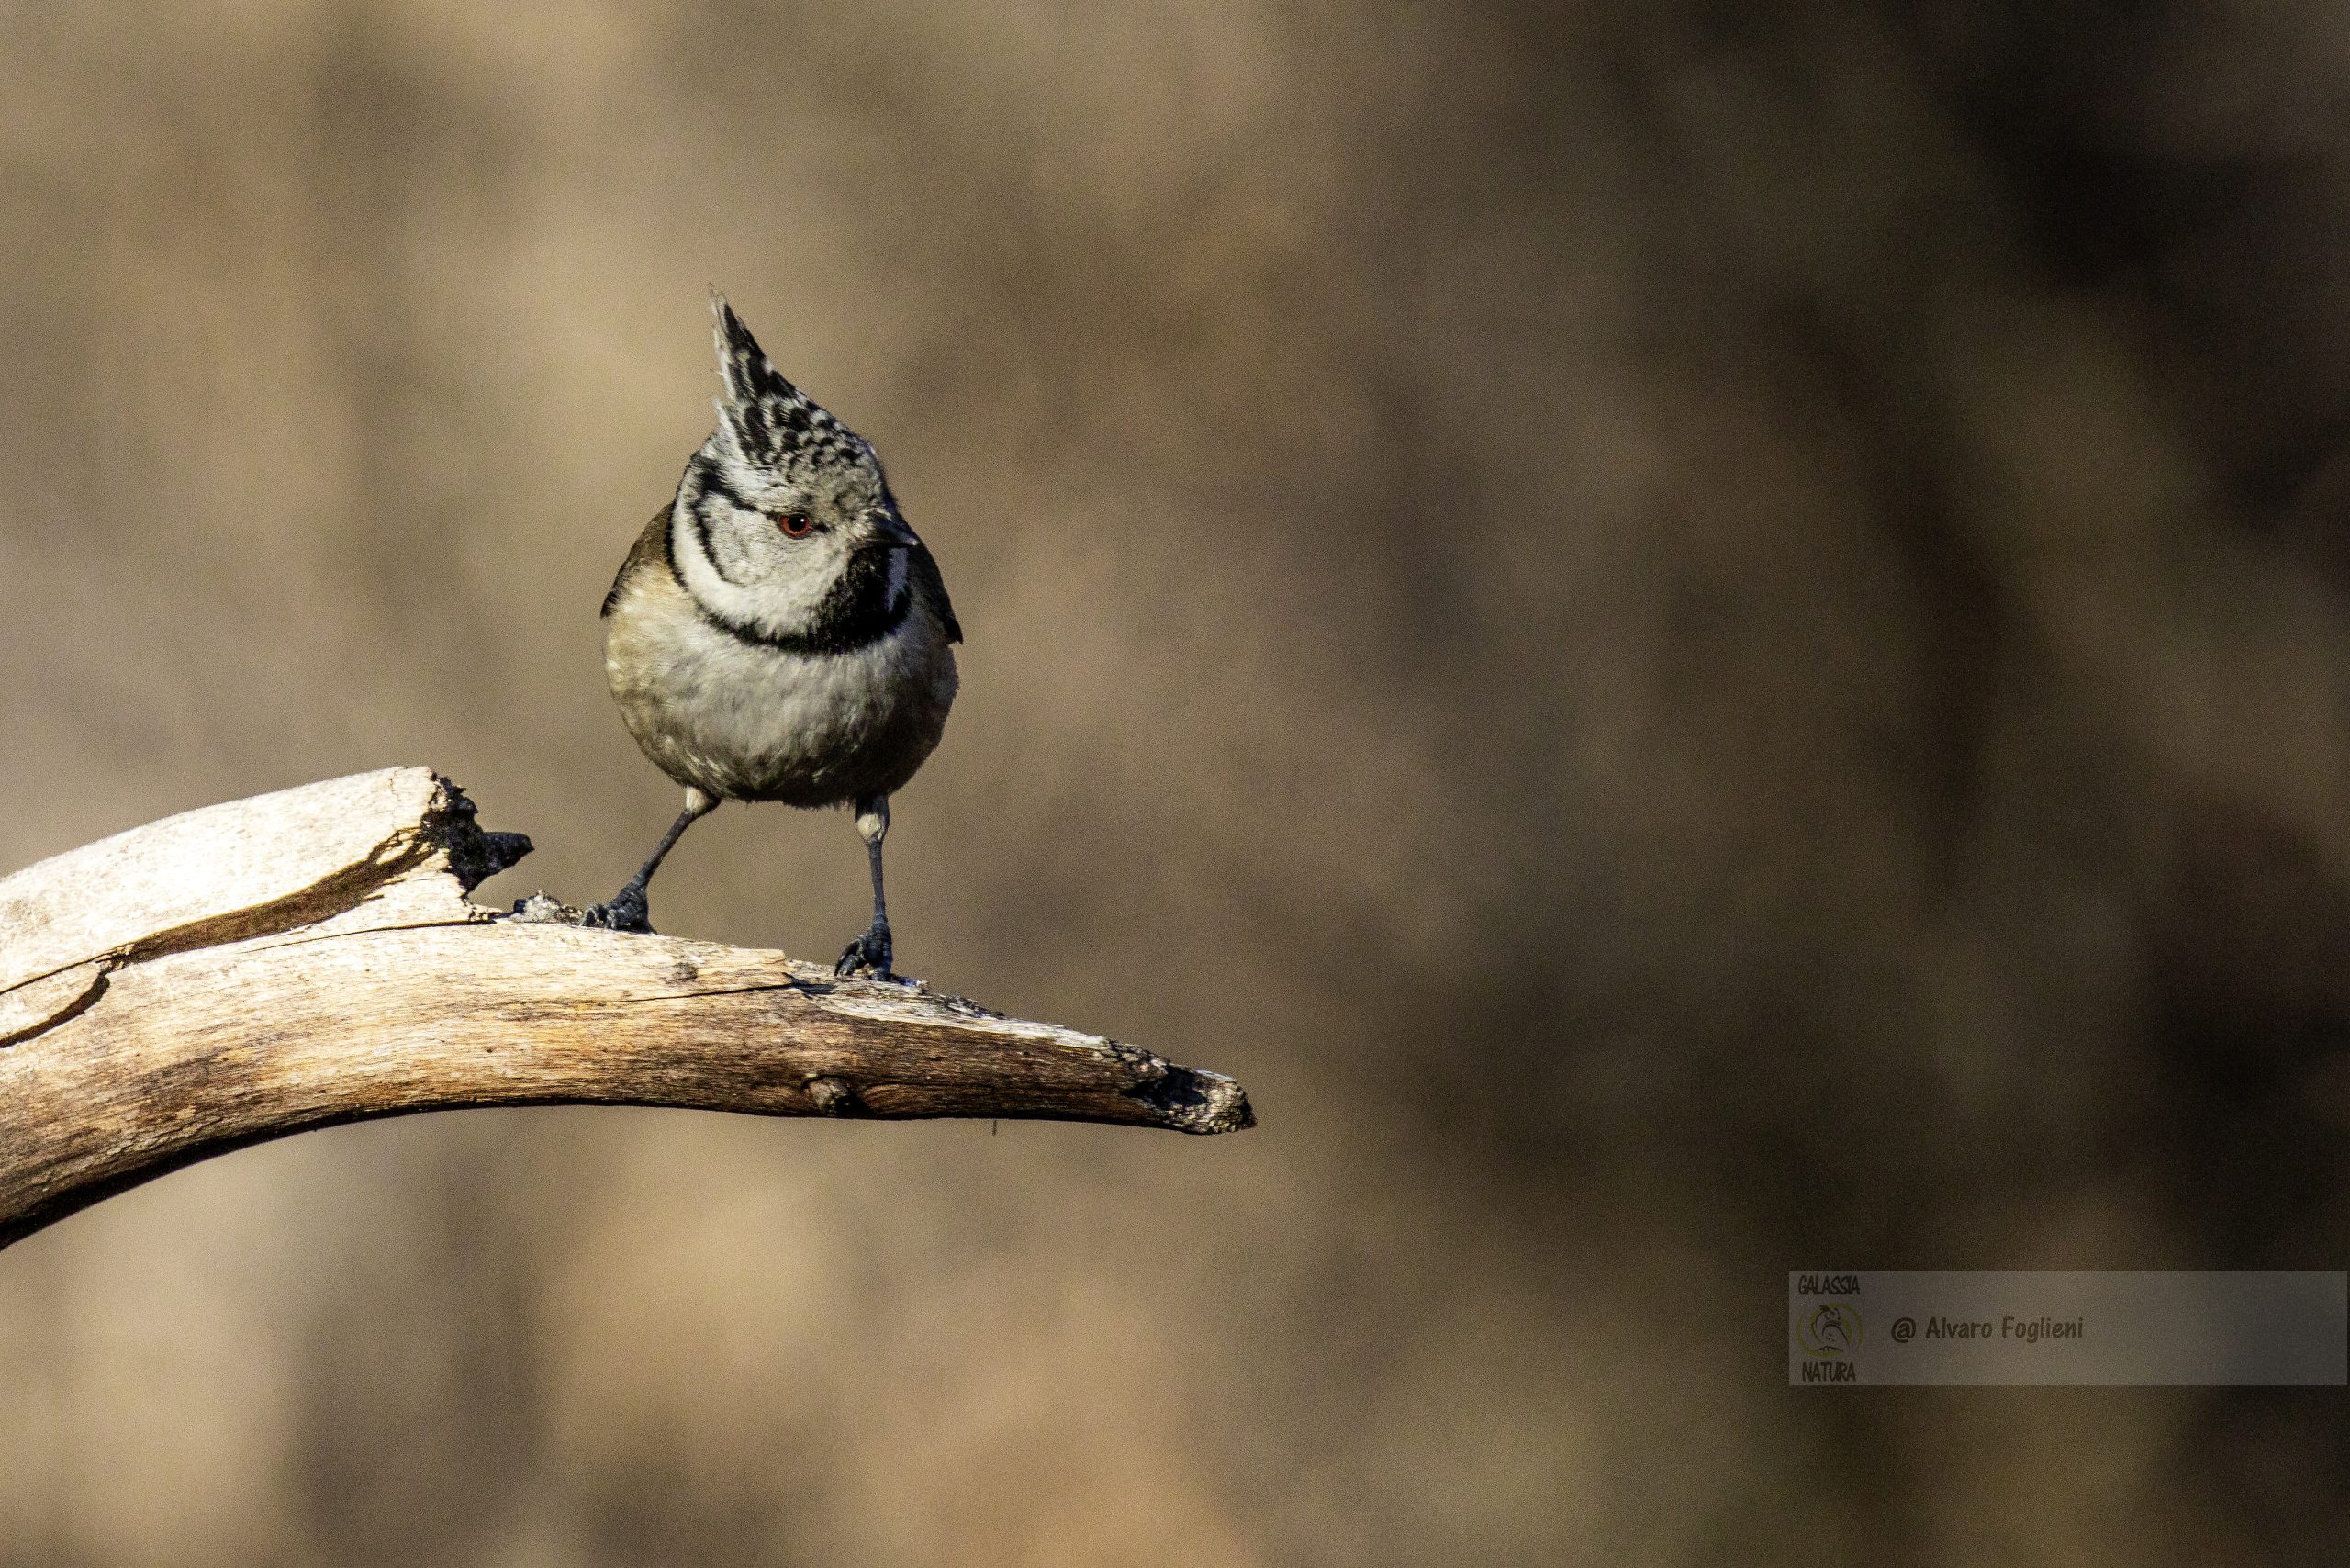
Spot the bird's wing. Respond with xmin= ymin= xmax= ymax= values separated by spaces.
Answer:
xmin=909 ymin=541 xmax=962 ymax=644
xmin=602 ymin=510 xmax=674 ymax=618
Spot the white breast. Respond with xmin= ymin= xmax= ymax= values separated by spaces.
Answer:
xmin=605 ymin=572 xmax=957 ymax=807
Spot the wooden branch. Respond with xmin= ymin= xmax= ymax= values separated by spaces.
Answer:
xmin=0 ymin=768 xmax=1252 ymax=1249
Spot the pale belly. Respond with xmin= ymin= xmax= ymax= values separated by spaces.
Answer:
xmin=606 ymin=593 xmax=957 ymax=807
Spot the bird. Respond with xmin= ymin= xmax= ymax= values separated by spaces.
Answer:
xmin=584 ymin=296 xmax=961 ymax=981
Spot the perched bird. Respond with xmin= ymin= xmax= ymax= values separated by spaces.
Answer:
xmin=586 ymin=297 xmax=961 ymax=980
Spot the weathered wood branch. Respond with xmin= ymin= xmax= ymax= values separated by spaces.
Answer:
xmin=0 ymin=768 xmax=1251 ymax=1249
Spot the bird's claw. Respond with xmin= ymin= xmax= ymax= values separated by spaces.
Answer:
xmin=582 ymin=884 xmax=653 ymax=934
xmin=835 ymin=922 xmax=894 ymax=980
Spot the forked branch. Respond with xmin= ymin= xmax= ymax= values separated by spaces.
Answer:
xmin=0 ymin=769 xmax=1251 ymax=1249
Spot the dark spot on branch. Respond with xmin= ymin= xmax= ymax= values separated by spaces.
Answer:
xmin=424 ymin=778 xmax=532 ymax=890
xmin=803 ymin=1076 xmax=869 ymax=1115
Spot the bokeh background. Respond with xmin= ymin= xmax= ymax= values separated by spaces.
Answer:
xmin=4 ymin=2 xmax=2349 ymax=1562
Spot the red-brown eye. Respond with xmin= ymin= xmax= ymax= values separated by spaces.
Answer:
xmin=778 ymin=512 xmax=813 ymax=538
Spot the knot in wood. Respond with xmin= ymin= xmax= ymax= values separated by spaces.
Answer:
xmin=804 ymin=1075 xmax=859 ymax=1114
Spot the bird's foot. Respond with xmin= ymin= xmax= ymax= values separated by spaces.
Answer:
xmin=835 ymin=920 xmax=895 ymax=980
xmin=582 ymin=883 xmax=653 ymax=934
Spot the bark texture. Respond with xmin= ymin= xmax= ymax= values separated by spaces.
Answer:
xmin=0 ymin=768 xmax=1252 ymax=1249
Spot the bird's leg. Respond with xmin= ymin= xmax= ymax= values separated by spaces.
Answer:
xmin=585 ymin=788 xmax=717 ymax=933
xmin=835 ymin=794 xmax=897 ymax=980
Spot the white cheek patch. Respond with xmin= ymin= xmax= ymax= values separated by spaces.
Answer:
xmin=670 ymin=500 xmax=851 ymax=638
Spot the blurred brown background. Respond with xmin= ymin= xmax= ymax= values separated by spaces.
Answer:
xmin=4 ymin=2 xmax=2349 ymax=1562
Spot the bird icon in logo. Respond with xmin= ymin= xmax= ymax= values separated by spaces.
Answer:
xmin=1799 ymin=1303 xmax=1861 ymax=1357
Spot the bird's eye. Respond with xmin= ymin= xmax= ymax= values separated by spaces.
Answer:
xmin=778 ymin=512 xmax=814 ymax=538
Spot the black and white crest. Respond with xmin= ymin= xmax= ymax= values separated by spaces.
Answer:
xmin=710 ymin=296 xmax=876 ymax=487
